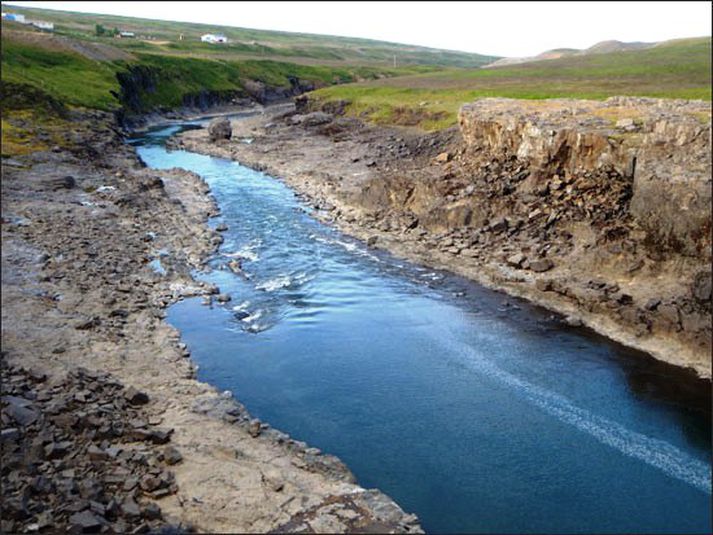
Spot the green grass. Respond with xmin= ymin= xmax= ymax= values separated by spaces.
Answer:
xmin=1 ymin=35 xmax=121 ymax=109
xmin=122 ymin=54 xmax=422 ymax=111
xmin=2 ymin=5 xmax=709 ymax=133
xmin=2 ymin=4 xmax=498 ymax=68
xmin=0 ymin=33 xmax=432 ymax=112
xmin=0 ymin=81 xmax=78 ymax=157
xmin=310 ymin=37 xmax=712 ymax=131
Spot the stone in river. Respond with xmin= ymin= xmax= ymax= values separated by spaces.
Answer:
xmin=208 ymin=118 xmax=232 ymax=142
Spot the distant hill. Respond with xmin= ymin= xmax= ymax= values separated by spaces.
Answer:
xmin=308 ymin=36 xmax=711 ymax=131
xmin=484 ymin=39 xmax=657 ymax=68
xmin=1 ymin=4 xmax=499 ymax=68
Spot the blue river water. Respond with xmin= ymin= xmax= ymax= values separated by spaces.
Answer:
xmin=133 ymin=122 xmax=711 ymax=534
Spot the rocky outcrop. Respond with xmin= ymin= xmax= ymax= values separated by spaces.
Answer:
xmin=114 ymin=64 xmax=160 ymax=113
xmin=114 ymin=62 xmax=321 ymax=129
xmin=244 ymin=77 xmax=321 ymax=105
xmin=181 ymin=89 xmax=249 ymax=111
xmin=177 ymin=98 xmax=711 ymax=376
xmin=458 ymin=97 xmax=712 ymax=258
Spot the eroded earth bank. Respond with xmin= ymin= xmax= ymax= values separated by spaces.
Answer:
xmin=176 ymin=96 xmax=712 ymax=378
xmin=1 ymin=109 xmax=422 ymax=533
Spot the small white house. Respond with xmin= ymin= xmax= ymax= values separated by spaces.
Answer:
xmin=119 ymin=31 xmax=135 ymax=38
xmin=201 ymin=33 xmax=228 ymax=44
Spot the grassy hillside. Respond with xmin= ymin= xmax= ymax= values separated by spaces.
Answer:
xmin=1 ymin=33 xmax=121 ymax=109
xmin=0 ymin=22 xmax=435 ymax=158
xmin=309 ymin=37 xmax=712 ymax=131
xmin=0 ymin=29 xmax=432 ymax=112
xmin=2 ymin=4 xmax=498 ymax=68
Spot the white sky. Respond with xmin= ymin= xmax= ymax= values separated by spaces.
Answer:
xmin=5 ymin=1 xmax=712 ymax=57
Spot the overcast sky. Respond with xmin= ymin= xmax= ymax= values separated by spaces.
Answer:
xmin=6 ymin=1 xmax=712 ymax=57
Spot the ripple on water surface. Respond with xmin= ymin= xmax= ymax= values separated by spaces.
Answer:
xmin=134 ymin=125 xmax=712 ymax=534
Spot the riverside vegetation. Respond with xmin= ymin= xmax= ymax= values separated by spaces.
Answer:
xmin=1 ymin=5 xmax=711 ymax=533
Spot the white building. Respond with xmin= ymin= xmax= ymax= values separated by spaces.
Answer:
xmin=119 ymin=31 xmax=135 ymax=38
xmin=201 ymin=33 xmax=228 ymax=44
xmin=1 ymin=13 xmax=26 ymax=23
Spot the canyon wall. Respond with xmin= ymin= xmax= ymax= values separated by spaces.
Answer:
xmin=290 ymin=95 xmax=711 ymax=373
xmin=458 ymin=97 xmax=711 ymax=258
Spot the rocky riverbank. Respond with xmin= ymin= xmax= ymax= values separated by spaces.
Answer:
xmin=1 ymin=108 xmax=422 ymax=533
xmin=175 ymin=97 xmax=711 ymax=378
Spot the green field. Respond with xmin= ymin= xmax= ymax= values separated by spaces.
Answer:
xmin=309 ymin=37 xmax=712 ymax=130
xmin=1 ymin=34 xmax=121 ymax=109
xmin=1 ymin=30 xmax=435 ymax=112
xmin=1 ymin=4 xmax=498 ymax=68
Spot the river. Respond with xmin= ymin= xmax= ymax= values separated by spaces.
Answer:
xmin=131 ymin=120 xmax=711 ymax=534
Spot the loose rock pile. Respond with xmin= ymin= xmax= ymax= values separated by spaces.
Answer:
xmin=1 ymin=362 xmax=190 ymax=534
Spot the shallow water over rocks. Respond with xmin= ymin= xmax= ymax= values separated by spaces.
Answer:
xmin=134 ymin=123 xmax=711 ymax=534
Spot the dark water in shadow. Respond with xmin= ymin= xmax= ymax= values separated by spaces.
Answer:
xmin=134 ymin=124 xmax=711 ymax=534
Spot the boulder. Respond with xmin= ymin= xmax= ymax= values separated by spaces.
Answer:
xmin=2 ymin=396 xmax=38 ymax=426
xmin=248 ymin=419 xmax=262 ymax=438
xmin=121 ymin=498 xmax=141 ymax=518
xmin=564 ymin=315 xmax=583 ymax=327
xmin=227 ymin=260 xmax=242 ymax=274
xmin=44 ymin=441 xmax=71 ymax=460
xmin=506 ymin=253 xmax=526 ymax=268
xmin=489 ymin=217 xmax=508 ymax=233
xmin=208 ymin=118 xmax=232 ymax=142
xmin=68 ymin=510 xmax=103 ymax=532
xmin=142 ymin=502 xmax=162 ymax=521
xmin=530 ymin=258 xmax=554 ymax=272
xmin=162 ymin=446 xmax=183 ymax=466
xmin=435 ymin=152 xmax=452 ymax=164
xmin=124 ymin=386 xmax=149 ymax=406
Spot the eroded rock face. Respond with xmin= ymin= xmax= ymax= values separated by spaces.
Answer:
xmin=207 ymin=117 xmax=232 ymax=142
xmin=458 ymin=97 xmax=712 ymax=258
xmin=176 ymin=98 xmax=711 ymax=375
